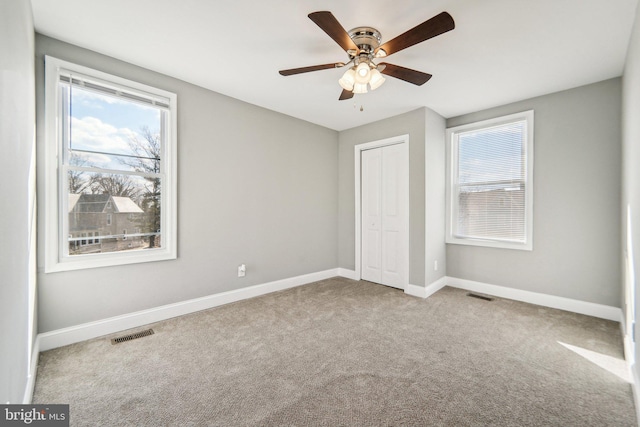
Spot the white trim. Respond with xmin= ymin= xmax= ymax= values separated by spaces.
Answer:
xmin=622 ymin=320 xmax=634 ymax=368
xmin=22 ymin=336 xmax=40 ymax=404
xmin=354 ymin=135 xmax=410 ymax=286
xmin=425 ymin=276 xmax=448 ymax=298
xmin=38 ymin=269 xmax=339 ymax=351
xmin=631 ymin=362 xmax=640 ymax=427
xmin=446 ymin=110 xmax=534 ymax=251
xmin=337 ymin=268 xmax=357 ymax=280
xmin=404 ymin=284 xmax=427 ymax=298
xmin=621 ymin=320 xmax=640 ymax=427
xmin=405 ymin=276 xmax=448 ymax=299
xmin=43 ymin=56 xmax=178 ymax=272
xmin=446 ymin=276 xmax=622 ymax=322
xmin=625 ymin=334 xmax=635 ymax=370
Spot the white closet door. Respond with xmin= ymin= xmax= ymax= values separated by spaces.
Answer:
xmin=361 ymin=143 xmax=407 ymax=289
xmin=361 ymin=148 xmax=382 ymax=283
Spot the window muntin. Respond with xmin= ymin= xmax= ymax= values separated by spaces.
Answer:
xmin=446 ymin=111 xmax=533 ymax=250
xmin=44 ymin=56 xmax=177 ymax=272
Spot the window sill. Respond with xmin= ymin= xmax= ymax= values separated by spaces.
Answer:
xmin=446 ymin=236 xmax=533 ymax=251
xmin=44 ymin=248 xmax=176 ymax=273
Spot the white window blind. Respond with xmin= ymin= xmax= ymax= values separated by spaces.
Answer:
xmin=447 ymin=111 xmax=533 ymax=250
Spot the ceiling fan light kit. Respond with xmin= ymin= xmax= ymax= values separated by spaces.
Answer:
xmin=279 ymin=10 xmax=455 ymax=101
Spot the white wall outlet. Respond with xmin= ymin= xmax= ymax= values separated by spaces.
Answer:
xmin=434 ymin=260 xmax=438 ymax=271
xmin=238 ymin=264 xmax=246 ymax=277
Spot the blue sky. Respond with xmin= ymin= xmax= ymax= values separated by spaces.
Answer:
xmin=69 ymin=86 xmax=161 ymax=170
xmin=72 ymin=87 xmax=160 ymax=135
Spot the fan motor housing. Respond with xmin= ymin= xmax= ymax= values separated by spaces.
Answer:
xmin=348 ymin=26 xmax=381 ymax=55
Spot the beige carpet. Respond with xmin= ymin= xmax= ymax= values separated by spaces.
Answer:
xmin=33 ymin=278 xmax=636 ymax=426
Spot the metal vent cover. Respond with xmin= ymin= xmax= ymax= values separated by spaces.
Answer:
xmin=466 ymin=292 xmax=494 ymax=302
xmin=111 ymin=329 xmax=154 ymax=345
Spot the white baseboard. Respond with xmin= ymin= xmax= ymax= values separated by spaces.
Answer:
xmin=621 ymin=321 xmax=640 ymax=427
xmin=404 ymin=284 xmax=426 ymax=298
xmin=337 ymin=268 xmax=357 ymax=280
xmin=405 ymin=276 xmax=447 ymax=299
xmin=622 ymin=321 xmax=635 ymax=367
xmin=22 ymin=336 xmax=40 ymax=404
xmin=446 ymin=276 xmax=622 ymax=322
xmin=38 ymin=269 xmax=339 ymax=352
xmin=424 ymin=276 xmax=448 ymax=298
xmin=631 ymin=362 xmax=640 ymax=427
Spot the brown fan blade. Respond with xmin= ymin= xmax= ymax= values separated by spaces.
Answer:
xmin=279 ymin=63 xmax=344 ymax=76
xmin=376 ymin=12 xmax=454 ymax=57
xmin=308 ymin=11 xmax=359 ymax=53
xmin=339 ymin=89 xmax=354 ymax=101
xmin=379 ymin=63 xmax=432 ymax=85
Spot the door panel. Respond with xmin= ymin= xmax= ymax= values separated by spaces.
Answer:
xmin=361 ymin=148 xmax=382 ymax=283
xmin=361 ymin=143 xmax=407 ymax=289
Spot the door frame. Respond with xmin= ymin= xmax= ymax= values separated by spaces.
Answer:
xmin=354 ymin=134 xmax=409 ymax=288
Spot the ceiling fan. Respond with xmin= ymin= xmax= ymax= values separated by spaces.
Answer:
xmin=279 ymin=11 xmax=455 ymax=100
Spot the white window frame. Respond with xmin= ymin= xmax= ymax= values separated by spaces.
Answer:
xmin=446 ymin=110 xmax=534 ymax=251
xmin=43 ymin=56 xmax=177 ymax=272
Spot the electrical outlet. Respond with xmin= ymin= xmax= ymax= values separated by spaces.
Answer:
xmin=238 ymin=264 xmax=246 ymax=277
xmin=434 ymin=260 xmax=438 ymax=271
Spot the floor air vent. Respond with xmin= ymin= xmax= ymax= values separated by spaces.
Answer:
xmin=466 ymin=292 xmax=494 ymax=302
xmin=111 ymin=329 xmax=154 ymax=345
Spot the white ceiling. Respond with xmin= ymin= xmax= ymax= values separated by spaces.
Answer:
xmin=31 ymin=0 xmax=638 ymax=131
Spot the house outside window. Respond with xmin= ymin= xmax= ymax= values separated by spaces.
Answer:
xmin=446 ymin=110 xmax=534 ymax=251
xmin=43 ymin=56 xmax=177 ymax=272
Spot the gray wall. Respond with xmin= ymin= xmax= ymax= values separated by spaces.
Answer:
xmin=0 ymin=0 xmax=36 ymax=403
xmin=622 ymin=2 xmax=640 ymax=366
xmin=36 ymin=35 xmax=339 ymax=332
xmin=425 ymin=110 xmax=447 ymax=286
xmin=338 ymin=107 xmax=445 ymax=287
xmin=446 ymin=78 xmax=622 ymax=306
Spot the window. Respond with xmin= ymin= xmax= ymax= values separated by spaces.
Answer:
xmin=446 ymin=110 xmax=533 ymax=250
xmin=44 ymin=56 xmax=177 ymax=272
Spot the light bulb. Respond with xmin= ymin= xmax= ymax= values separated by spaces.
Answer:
xmin=368 ymin=69 xmax=386 ymax=91
xmin=339 ymin=68 xmax=356 ymax=91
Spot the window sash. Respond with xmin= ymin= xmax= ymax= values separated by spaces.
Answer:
xmin=59 ymin=82 xmax=166 ymax=174
xmin=59 ymin=81 xmax=166 ymax=258
xmin=447 ymin=111 xmax=533 ymax=251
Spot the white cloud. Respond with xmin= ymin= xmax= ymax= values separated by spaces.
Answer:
xmin=71 ymin=116 xmax=136 ymax=154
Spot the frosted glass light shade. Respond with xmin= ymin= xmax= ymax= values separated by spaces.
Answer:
xmin=339 ymin=68 xmax=356 ymax=91
xmin=353 ymin=82 xmax=368 ymax=94
xmin=368 ymin=69 xmax=386 ymax=90
xmin=354 ymin=62 xmax=371 ymax=84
